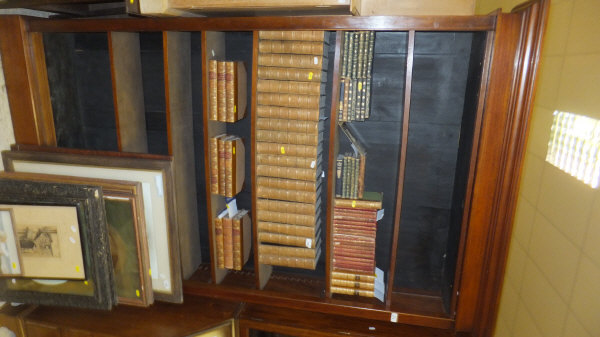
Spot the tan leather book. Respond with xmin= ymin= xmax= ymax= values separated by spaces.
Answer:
xmin=214 ymin=215 xmax=225 ymax=269
xmin=256 ymin=199 xmax=318 ymax=216
xmin=256 ymin=142 xmax=318 ymax=158
xmin=331 ymin=270 xmax=376 ymax=283
xmin=258 ymin=244 xmax=317 ymax=259
xmin=217 ymin=135 xmax=227 ymax=194
xmin=256 ymin=154 xmax=316 ymax=169
xmin=225 ymin=61 xmax=247 ymax=123
xmin=334 ymin=192 xmax=383 ymax=209
xmin=257 ymin=66 xmax=322 ymax=82
xmin=257 ymin=220 xmax=316 ymax=236
xmin=256 ymin=105 xmax=321 ymax=121
xmin=258 ymin=30 xmax=325 ymax=42
xmin=256 ymin=176 xmax=316 ymax=192
xmin=330 ymin=286 xmax=374 ymax=298
xmin=209 ymin=134 xmax=225 ymax=194
xmin=258 ymin=246 xmax=320 ymax=270
xmin=257 ymin=92 xmax=320 ymax=109
xmin=224 ymin=136 xmax=245 ymax=198
xmin=217 ymin=61 xmax=227 ymax=122
xmin=257 ymin=79 xmax=322 ymax=96
xmin=208 ymin=59 xmax=218 ymax=121
xmin=256 ymin=165 xmax=317 ymax=182
xmin=232 ymin=209 xmax=250 ymax=271
xmin=331 ymin=278 xmax=375 ymax=291
xmin=258 ymin=232 xmax=315 ymax=248
xmin=258 ymin=40 xmax=324 ymax=55
xmin=222 ymin=214 xmax=233 ymax=269
xmin=256 ymin=117 xmax=320 ymax=134
xmin=257 ymin=208 xmax=318 ymax=227
xmin=258 ymin=53 xmax=324 ymax=70
xmin=255 ymin=129 xmax=320 ymax=146
xmin=256 ymin=185 xmax=317 ymax=203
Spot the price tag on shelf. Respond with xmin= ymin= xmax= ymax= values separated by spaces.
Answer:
xmin=377 ymin=209 xmax=384 ymax=221
xmin=226 ymin=198 xmax=238 ymax=218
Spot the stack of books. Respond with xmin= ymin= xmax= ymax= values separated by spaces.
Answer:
xmin=338 ymin=31 xmax=375 ymax=122
xmin=214 ymin=209 xmax=251 ymax=271
xmin=255 ymin=30 xmax=329 ymax=270
xmin=209 ymin=134 xmax=245 ymax=198
xmin=335 ymin=123 xmax=366 ymax=199
xmin=331 ymin=193 xmax=382 ymax=297
xmin=208 ymin=60 xmax=247 ymax=122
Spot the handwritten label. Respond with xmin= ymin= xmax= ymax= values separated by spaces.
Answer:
xmin=310 ymin=160 xmax=316 ymax=168
xmin=305 ymin=238 xmax=312 ymax=248
xmin=69 ymin=237 xmax=76 ymax=244
xmin=390 ymin=313 xmax=398 ymax=323
xmin=313 ymin=56 xmax=318 ymax=65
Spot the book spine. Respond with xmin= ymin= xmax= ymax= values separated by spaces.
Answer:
xmin=256 ymin=165 xmax=317 ymax=181
xmin=259 ymin=244 xmax=316 ymax=259
xmin=338 ymin=80 xmax=345 ymax=122
xmin=223 ymin=216 xmax=233 ymax=269
xmin=257 ymin=79 xmax=322 ymax=96
xmin=217 ymin=61 xmax=227 ymax=122
xmin=257 ymin=92 xmax=321 ymax=109
xmin=214 ymin=217 xmax=224 ymax=269
xmin=217 ymin=136 xmax=226 ymax=195
xmin=256 ymin=154 xmax=316 ymax=169
xmin=335 ymin=154 xmax=343 ymax=197
xmin=256 ymin=142 xmax=318 ymax=158
xmin=209 ymin=137 xmax=219 ymax=194
xmin=353 ymin=156 xmax=359 ymax=199
xmin=257 ymin=208 xmax=318 ymax=227
xmin=257 ymin=176 xmax=316 ymax=192
xmin=256 ymin=118 xmax=320 ymax=134
xmin=259 ymin=30 xmax=325 ymax=42
xmin=342 ymin=31 xmax=349 ymax=79
xmin=259 ymin=253 xmax=317 ymax=270
xmin=342 ymin=78 xmax=350 ymax=122
xmin=258 ymin=232 xmax=315 ymax=248
xmin=365 ymin=31 xmax=375 ymax=119
xmin=331 ymin=270 xmax=376 ymax=283
xmin=256 ymin=129 xmax=320 ymax=146
xmin=257 ymin=220 xmax=316 ymax=236
xmin=257 ymin=66 xmax=322 ymax=82
xmin=330 ymin=286 xmax=374 ymax=298
xmin=225 ymin=61 xmax=235 ymax=123
xmin=256 ymin=199 xmax=317 ymax=216
xmin=258 ymin=40 xmax=324 ymax=55
xmin=333 ymin=247 xmax=375 ymax=260
xmin=256 ymin=186 xmax=317 ymax=203
xmin=330 ymin=278 xmax=374 ymax=291
xmin=224 ymin=138 xmax=233 ymax=197
xmin=256 ymin=105 xmax=320 ymax=121
xmin=357 ymin=155 xmax=366 ymax=199
xmin=209 ymin=60 xmax=218 ymax=121
xmin=258 ymin=53 xmax=324 ymax=70
xmin=342 ymin=156 xmax=349 ymax=198
xmin=232 ymin=215 xmax=242 ymax=270
xmin=334 ymin=199 xmax=382 ymax=210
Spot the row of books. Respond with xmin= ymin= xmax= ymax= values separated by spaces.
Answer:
xmin=208 ymin=60 xmax=247 ymax=123
xmin=338 ymin=31 xmax=375 ymax=122
xmin=255 ymin=30 xmax=329 ymax=270
xmin=214 ymin=209 xmax=251 ymax=271
xmin=335 ymin=153 xmax=365 ymax=199
xmin=209 ymin=134 xmax=245 ymax=198
xmin=331 ymin=195 xmax=382 ymax=297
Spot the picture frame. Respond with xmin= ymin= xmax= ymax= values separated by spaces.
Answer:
xmin=0 ymin=177 xmax=116 ymax=310
xmin=0 ymin=172 xmax=153 ymax=307
xmin=0 ymin=208 xmax=22 ymax=277
xmin=2 ymin=149 xmax=182 ymax=303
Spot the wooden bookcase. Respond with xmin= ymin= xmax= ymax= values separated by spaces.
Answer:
xmin=0 ymin=1 xmax=548 ymax=336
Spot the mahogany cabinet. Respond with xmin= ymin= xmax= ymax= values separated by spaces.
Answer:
xmin=0 ymin=1 xmax=548 ymax=336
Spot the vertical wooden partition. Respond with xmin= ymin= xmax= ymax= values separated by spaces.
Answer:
xmin=163 ymin=31 xmax=201 ymax=279
xmin=108 ymin=32 xmax=148 ymax=153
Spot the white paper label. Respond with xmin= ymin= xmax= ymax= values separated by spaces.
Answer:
xmin=314 ymin=56 xmax=318 ymax=65
xmin=69 ymin=237 xmax=76 ymax=244
xmin=226 ymin=198 xmax=238 ymax=218
xmin=374 ymin=267 xmax=385 ymax=302
xmin=305 ymin=238 xmax=312 ymax=248
xmin=155 ymin=175 xmax=164 ymax=197
xmin=211 ymin=49 xmax=215 ymax=57
xmin=377 ymin=209 xmax=384 ymax=221
xmin=310 ymin=160 xmax=316 ymax=168
xmin=390 ymin=313 xmax=398 ymax=323
xmin=321 ymin=171 xmax=325 ymax=178
xmin=71 ymin=225 xmax=77 ymax=233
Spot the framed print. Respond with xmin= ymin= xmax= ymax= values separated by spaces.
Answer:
xmin=0 ymin=209 xmax=22 ymax=276
xmin=3 ymin=204 xmax=85 ymax=280
xmin=2 ymin=149 xmax=182 ymax=303
xmin=0 ymin=177 xmax=115 ymax=310
xmin=0 ymin=172 xmax=153 ymax=307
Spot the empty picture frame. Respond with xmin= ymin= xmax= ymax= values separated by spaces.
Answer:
xmin=0 ymin=208 xmax=22 ymax=277
xmin=0 ymin=172 xmax=153 ymax=307
xmin=2 ymin=150 xmax=182 ymax=303
xmin=0 ymin=177 xmax=115 ymax=310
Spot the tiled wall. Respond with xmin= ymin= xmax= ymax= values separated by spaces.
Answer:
xmin=476 ymin=0 xmax=600 ymax=336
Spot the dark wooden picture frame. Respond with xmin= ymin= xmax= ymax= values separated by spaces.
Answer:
xmin=2 ymin=148 xmax=182 ymax=303
xmin=0 ymin=177 xmax=116 ymax=310
xmin=0 ymin=172 xmax=154 ymax=307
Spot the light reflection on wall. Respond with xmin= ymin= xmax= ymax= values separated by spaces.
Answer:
xmin=546 ymin=111 xmax=600 ymax=189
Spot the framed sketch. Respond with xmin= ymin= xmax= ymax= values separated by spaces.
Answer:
xmin=0 ymin=177 xmax=115 ymax=310
xmin=2 ymin=204 xmax=85 ymax=280
xmin=2 ymin=149 xmax=182 ymax=303
xmin=0 ymin=209 xmax=22 ymax=276
xmin=0 ymin=172 xmax=153 ymax=307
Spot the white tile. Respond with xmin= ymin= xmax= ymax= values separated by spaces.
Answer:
xmin=570 ymin=256 xmax=600 ymax=336
xmin=526 ymin=105 xmax=556 ymax=164
xmin=497 ymin=281 xmax=520 ymax=333
xmin=542 ymin=0 xmax=573 ymax=56
xmin=512 ymin=300 xmax=543 ymax=337
xmin=583 ymin=193 xmax=600 ymax=267
xmin=562 ymin=314 xmax=592 ymax=337
xmin=512 ymin=197 xmax=536 ymax=247
xmin=556 ymin=54 xmax=600 ymax=121
xmin=565 ymin=0 xmax=600 ymax=54
xmin=518 ymin=152 xmax=545 ymax=204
